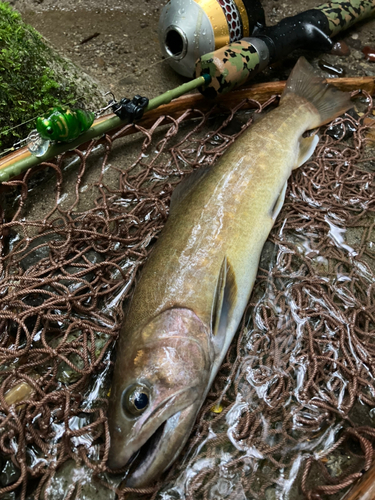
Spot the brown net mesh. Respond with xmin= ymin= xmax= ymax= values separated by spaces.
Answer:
xmin=0 ymin=91 xmax=374 ymax=500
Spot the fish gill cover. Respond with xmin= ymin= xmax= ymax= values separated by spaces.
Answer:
xmin=0 ymin=91 xmax=374 ymax=500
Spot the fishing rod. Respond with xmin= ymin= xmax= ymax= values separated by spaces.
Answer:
xmin=159 ymin=0 xmax=375 ymax=80
xmin=164 ymin=0 xmax=375 ymax=98
xmin=0 ymin=55 xmax=176 ymax=155
xmin=0 ymin=0 xmax=374 ymax=183
xmin=0 ymin=77 xmax=210 ymax=182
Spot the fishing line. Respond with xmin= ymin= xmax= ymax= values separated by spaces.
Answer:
xmin=0 ymin=53 xmax=174 ymax=156
xmin=96 ymin=54 xmax=174 ymax=117
xmin=0 ymin=97 xmax=83 ymax=137
xmin=132 ymin=54 xmax=174 ymax=77
xmin=0 ymin=116 xmax=39 ymax=137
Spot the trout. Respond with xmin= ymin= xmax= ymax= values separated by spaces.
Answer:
xmin=107 ymin=57 xmax=351 ymax=486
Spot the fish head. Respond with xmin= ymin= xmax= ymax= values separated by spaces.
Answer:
xmin=107 ymin=307 xmax=213 ymax=486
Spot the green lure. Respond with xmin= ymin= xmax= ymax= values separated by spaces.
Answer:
xmin=36 ymin=106 xmax=95 ymax=142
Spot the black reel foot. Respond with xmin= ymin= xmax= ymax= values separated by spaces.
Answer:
xmin=112 ymin=95 xmax=149 ymax=122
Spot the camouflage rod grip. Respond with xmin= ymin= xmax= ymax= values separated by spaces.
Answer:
xmin=195 ymin=38 xmax=269 ymax=99
xmin=315 ymin=0 xmax=375 ymax=37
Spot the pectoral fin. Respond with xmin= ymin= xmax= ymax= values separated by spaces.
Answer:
xmin=294 ymin=134 xmax=319 ymax=169
xmin=271 ymin=181 xmax=287 ymax=221
xmin=211 ymin=257 xmax=237 ymax=354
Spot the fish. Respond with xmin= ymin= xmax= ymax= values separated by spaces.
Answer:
xmin=107 ymin=57 xmax=351 ymax=486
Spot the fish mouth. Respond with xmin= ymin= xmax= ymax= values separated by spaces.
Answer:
xmin=123 ymin=403 xmax=200 ymax=487
xmin=126 ymin=420 xmax=167 ymax=484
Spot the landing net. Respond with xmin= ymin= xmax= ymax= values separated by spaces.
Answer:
xmin=0 ymin=92 xmax=374 ymax=500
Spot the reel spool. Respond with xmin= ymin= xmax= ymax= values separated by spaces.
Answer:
xmin=158 ymin=0 xmax=265 ymax=77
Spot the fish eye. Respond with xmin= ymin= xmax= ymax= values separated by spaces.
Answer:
xmin=46 ymin=127 xmax=53 ymax=135
xmin=122 ymin=384 xmax=150 ymax=417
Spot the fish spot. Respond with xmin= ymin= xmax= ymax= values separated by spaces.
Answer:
xmin=134 ymin=349 xmax=144 ymax=366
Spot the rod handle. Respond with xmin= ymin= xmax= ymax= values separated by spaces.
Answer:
xmin=315 ymin=0 xmax=375 ymax=38
xmin=195 ymin=38 xmax=269 ymax=99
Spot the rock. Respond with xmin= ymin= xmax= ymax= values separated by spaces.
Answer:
xmin=0 ymin=3 xmax=106 ymax=151
xmin=330 ymin=40 xmax=350 ymax=57
xmin=259 ymin=240 xmax=277 ymax=271
xmin=265 ymin=486 xmax=277 ymax=500
xmin=352 ymin=50 xmax=364 ymax=61
xmin=41 ymin=460 xmax=119 ymax=499
xmin=363 ymin=45 xmax=375 ymax=62
xmin=60 ymin=249 xmax=104 ymax=292
xmin=119 ymin=76 xmax=137 ymax=86
xmin=0 ymin=458 xmax=21 ymax=487
xmin=1 ymin=494 xmax=15 ymax=500
xmin=51 ymin=329 xmax=111 ymax=385
xmin=318 ymin=59 xmax=345 ymax=76
xmin=19 ymin=234 xmax=63 ymax=271
xmin=346 ymin=36 xmax=362 ymax=50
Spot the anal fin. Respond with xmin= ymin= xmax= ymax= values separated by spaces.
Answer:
xmin=211 ymin=257 xmax=237 ymax=355
xmin=295 ymin=134 xmax=319 ymax=169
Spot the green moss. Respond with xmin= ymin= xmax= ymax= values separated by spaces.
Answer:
xmin=0 ymin=2 xmax=102 ymax=151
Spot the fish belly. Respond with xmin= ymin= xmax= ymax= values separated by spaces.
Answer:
xmin=125 ymin=99 xmax=314 ymax=357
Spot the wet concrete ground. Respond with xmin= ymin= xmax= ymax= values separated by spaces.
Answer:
xmin=12 ymin=0 xmax=184 ymax=103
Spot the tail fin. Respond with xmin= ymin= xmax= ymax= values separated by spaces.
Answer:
xmin=281 ymin=57 xmax=352 ymax=128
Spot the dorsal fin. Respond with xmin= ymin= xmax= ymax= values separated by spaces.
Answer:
xmin=281 ymin=57 xmax=352 ymax=128
xmin=211 ymin=257 xmax=237 ymax=354
xmin=170 ymin=167 xmax=209 ymax=213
